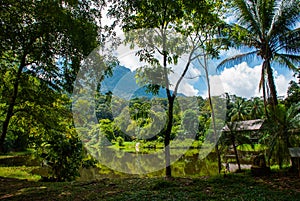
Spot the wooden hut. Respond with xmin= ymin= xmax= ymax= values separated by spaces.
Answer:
xmin=288 ymin=147 xmax=300 ymax=177
xmin=221 ymin=119 xmax=269 ymax=174
xmin=222 ymin=119 xmax=266 ymax=143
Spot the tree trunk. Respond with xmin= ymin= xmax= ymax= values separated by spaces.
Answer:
xmin=162 ymin=29 xmax=173 ymax=178
xmin=164 ymin=95 xmax=174 ymax=178
xmin=261 ymin=64 xmax=269 ymax=118
xmin=265 ymin=60 xmax=278 ymax=107
xmin=209 ymin=94 xmax=222 ymax=174
xmin=161 ymin=23 xmax=192 ymax=178
xmin=204 ymin=54 xmax=222 ymax=174
xmin=215 ymin=143 xmax=222 ymax=174
xmin=231 ymin=134 xmax=241 ymax=172
xmin=0 ymin=56 xmax=25 ymax=152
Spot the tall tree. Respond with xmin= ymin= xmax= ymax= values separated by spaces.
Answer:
xmin=0 ymin=0 xmax=103 ymax=151
xmin=218 ymin=0 xmax=300 ymax=110
xmin=109 ymin=0 xmax=212 ymax=177
xmin=110 ymin=0 xmax=227 ymax=177
xmin=184 ymin=0 xmax=228 ymax=173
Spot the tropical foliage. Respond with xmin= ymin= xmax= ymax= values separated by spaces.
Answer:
xmin=218 ymin=0 xmax=300 ymax=109
xmin=0 ymin=0 xmax=299 ymax=182
xmin=0 ymin=0 xmax=109 ymax=181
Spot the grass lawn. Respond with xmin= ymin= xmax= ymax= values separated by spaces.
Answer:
xmin=0 ymin=174 xmax=299 ymax=201
xmin=0 ymin=166 xmax=41 ymax=181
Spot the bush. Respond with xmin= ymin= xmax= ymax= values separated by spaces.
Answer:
xmin=38 ymin=131 xmax=84 ymax=182
xmin=116 ymin=136 xmax=124 ymax=146
xmin=143 ymin=141 xmax=157 ymax=149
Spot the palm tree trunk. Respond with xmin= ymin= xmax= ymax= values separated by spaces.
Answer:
xmin=261 ymin=64 xmax=269 ymax=118
xmin=265 ymin=60 xmax=278 ymax=107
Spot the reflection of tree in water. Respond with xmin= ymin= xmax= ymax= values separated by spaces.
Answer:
xmin=172 ymin=152 xmax=218 ymax=177
xmin=82 ymin=147 xmax=218 ymax=177
xmin=90 ymin=147 xmax=166 ymax=175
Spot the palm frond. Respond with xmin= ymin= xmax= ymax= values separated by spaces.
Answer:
xmin=274 ymin=53 xmax=300 ymax=71
xmin=268 ymin=0 xmax=300 ymax=39
xmin=233 ymin=0 xmax=262 ymax=36
xmin=278 ymin=27 xmax=300 ymax=53
xmin=230 ymin=23 xmax=261 ymax=47
xmin=217 ymin=50 xmax=259 ymax=70
xmin=257 ymin=0 xmax=277 ymax=35
xmin=286 ymin=103 xmax=300 ymax=131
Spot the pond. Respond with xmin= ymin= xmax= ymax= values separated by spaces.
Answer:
xmin=78 ymin=148 xmax=219 ymax=181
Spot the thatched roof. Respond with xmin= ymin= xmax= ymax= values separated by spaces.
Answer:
xmin=222 ymin=119 xmax=266 ymax=132
xmin=289 ymin=148 xmax=300 ymax=158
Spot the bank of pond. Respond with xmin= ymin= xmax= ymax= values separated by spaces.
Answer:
xmin=0 ymin=142 xmax=281 ymax=182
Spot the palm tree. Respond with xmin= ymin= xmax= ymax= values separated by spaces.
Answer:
xmin=228 ymin=97 xmax=250 ymax=121
xmin=222 ymin=95 xmax=252 ymax=172
xmin=266 ymin=102 xmax=300 ymax=169
xmin=248 ymin=97 xmax=265 ymax=119
xmin=218 ymin=0 xmax=300 ymax=110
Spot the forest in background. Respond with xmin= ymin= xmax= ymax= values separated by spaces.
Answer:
xmin=0 ymin=0 xmax=299 ymax=182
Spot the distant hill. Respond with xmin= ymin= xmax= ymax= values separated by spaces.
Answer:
xmin=100 ymin=65 xmax=185 ymax=99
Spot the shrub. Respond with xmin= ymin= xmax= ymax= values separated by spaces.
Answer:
xmin=38 ymin=130 xmax=84 ymax=182
xmin=116 ymin=136 xmax=124 ymax=146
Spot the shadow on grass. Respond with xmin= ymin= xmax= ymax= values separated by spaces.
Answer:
xmin=0 ymin=173 xmax=299 ymax=201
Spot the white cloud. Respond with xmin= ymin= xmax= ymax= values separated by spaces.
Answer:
xmin=177 ymin=81 xmax=199 ymax=96
xmin=199 ymin=75 xmax=227 ymax=98
xmin=114 ymin=43 xmax=295 ymax=98
xmin=224 ymin=13 xmax=237 ymax=24
xmin=200 ymin=62 xmax=295 ymax=98
xmin=105 ymin=25 xmax=296 ymax=99
xmin=168 ymin=60 xmax=201 ymax=96
xmin=117 ymin=44 xmax=146 ymax=71
xmin=219 ymin=62 xmax=261 ymax=98
xmin=115 ymin=39 xmax=202 ymax=96
xmin=274 ymin=71 xmax=295 ymax=98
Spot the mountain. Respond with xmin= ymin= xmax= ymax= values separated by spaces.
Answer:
xmin=100 ymin=65 xmax=185 ymax=99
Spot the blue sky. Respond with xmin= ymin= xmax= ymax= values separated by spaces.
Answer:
xmin=192 ymin=47 xmax=297 ymax=99
xmin=100 ymin=7 xmax=299 ymax=99
xmin=113 ymin=42 xmax=297 ymax=99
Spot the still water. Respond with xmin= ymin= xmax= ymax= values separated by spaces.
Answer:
xmin=78 ymin=148 xmax=219 ymax=181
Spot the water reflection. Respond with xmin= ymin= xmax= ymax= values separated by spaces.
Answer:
xmin=78 ymin=148 xmax=218 ymax=181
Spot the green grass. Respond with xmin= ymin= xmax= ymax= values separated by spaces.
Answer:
xmin=0 ymin=174 xmax=299 ymax=201
xmin=0 ymin=166 xmax=41 ymax=181
xmin=270 ymin=164 xmax=291 ymax=172
xmin=0 ymin=151 xmax=299 ymax=200
xmin=111 ymin=139 xmax=203 ymax=153
xmin=0 ymin=149 xmax=35 ymax=159
xmin=237 ymin=144 xmax=268 ymax=152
